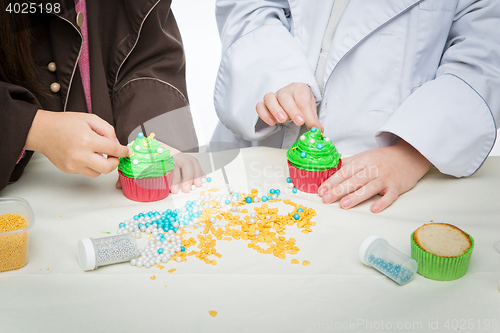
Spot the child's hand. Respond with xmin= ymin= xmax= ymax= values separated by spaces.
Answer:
xmin=25 ymin=110 xmax=130 ymax=177
xmin=256 ymin=82 xmax=323 ymax=132
xmin=115 ymin=144 xmax=205 ymax=194
xmin=318 ymin=139 xmax=431 ymax=213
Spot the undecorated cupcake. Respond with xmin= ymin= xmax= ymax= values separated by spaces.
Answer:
xmin=118 ymin=132 xmax=174 ymax=202
xmin=411 ymin=223 xmax=474 ymax=281
xmin=286 ymin=127 xmax=342 ymax=193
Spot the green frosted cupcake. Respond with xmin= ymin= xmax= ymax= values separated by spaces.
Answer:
xmin=286 ymin=127 xmax=342 ymax=193
xmin=411 ymin=223 xmax=474 ymax=281
xmin=118 ymin=132 xmax=175 ymax=202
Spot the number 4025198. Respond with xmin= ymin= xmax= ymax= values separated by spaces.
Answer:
xmin=5 ymin=2 xmax=61 ymax=14
xmin=444 ymin=319 xmax=499 ymax=330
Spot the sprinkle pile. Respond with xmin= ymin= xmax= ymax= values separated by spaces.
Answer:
xmin=116 ymin=183 xmax=316 ymax=269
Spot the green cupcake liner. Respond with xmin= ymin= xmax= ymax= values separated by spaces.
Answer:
xmin=410 ymin=232 xmax=474 ymax=281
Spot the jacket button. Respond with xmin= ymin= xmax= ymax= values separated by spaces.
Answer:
xmin=50 ymin=82 xmax=61 ymax=93
xmin=76 ymin=12 xmax=84 ymax=27
xmin=48 ymin=62 xmax=56 ymax=72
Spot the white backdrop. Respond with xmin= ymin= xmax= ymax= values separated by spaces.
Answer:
xmin=171 ymin=0 xmax=500 ymax=156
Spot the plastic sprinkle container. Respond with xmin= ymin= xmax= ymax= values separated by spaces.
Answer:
xmin=359 ymin=235 xmax=418 ymax=285
xmin=0 ymin=197 xmax=35 ymax=273
xmin=77 ymin=234 xmax=139 ymax=271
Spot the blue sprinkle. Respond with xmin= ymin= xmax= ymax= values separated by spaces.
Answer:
xmin=225 ymin=200 xmax=230 ymax=205
xmin=292 ymin=188 xmax=298 ymax=194
xmin=145 ymin=223 xmax=151 ymax=228
xmin=267 ymin=196 xmax=272 ymax=201
xmin=174 ymin=209 xmax=180 ymax=214
xmin=138 ymin=132 xmax=144 ymax=138
xmin=270 ymin=189 xmax=275 ymax=194
xmin=286 ymin=177 xmax=291 ymax=183
xmin=297 ymin=208 xmax=304 ymax=213
xmin=276 ymin=189 xmax=281 ymax=195
xmin=180 ymin=246 xmax=186 ymax=252
xmin=207 ymin=177 xmax=212 ymax=183
xmin=261 ymin=196 xmax=268 ymax=202
xmin=173 ymin=228 xmax=178 ymax=233
xmin=300 ymin=152 xmax=307 ymax=158
xmin=139 ymin=213 xmax=144 ymax=217
xmin=311 ymin=127 xmax=317 ymax=133
xmin=293 ymin=214 xmax=300 ymax=220
xmin=157 ymin=248 xmax=164 ymax=254
xmin=119 ymin=223 xmax=126 ymax=228
xmin=317 ymin=143 xmax=323 ymax=150
xmin=138 ymin=223 xmax=144 ymax=229
xmin=245 ymin=196 xmax=253 ymax=203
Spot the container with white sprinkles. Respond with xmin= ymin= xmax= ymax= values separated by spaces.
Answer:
xmin=77 ymin=234 xmax=138 ymax=271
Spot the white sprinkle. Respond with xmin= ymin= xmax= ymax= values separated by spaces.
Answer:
xmin=300 ymin=135 xmax=306 ymax=141
xmin=133 ymin=159 xmax=139 ymax=165
xmin=157 ymin=148 xmax=164 ymax=153
xmin=309 ymin=139 xmax=315 ymax=144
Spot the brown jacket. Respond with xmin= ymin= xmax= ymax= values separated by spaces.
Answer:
xmin=1 ymin=0 xmax=198 ymax=192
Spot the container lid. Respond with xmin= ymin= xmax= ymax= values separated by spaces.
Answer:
xmin=77 ymin=238 xmax=96 ymax=271
xmin=359 ymin=235 xmax=385 ymax=266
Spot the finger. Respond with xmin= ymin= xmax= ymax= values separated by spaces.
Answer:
xmin=87 ymin=114 xmax=117 ymax=141
xmin=116 ymin=177 xmax=122 ymax=189
xmin=371 ymin=187 xmax=399 ymax=213
xmin=179 ymin=160 xmax=195 ymax=193
xmin=170 ymin=166 xmax=181 ymax=194
xmin=294 ymin=86 xmax=323 ymax=131
xmin=80 ymin=166 xmax=101 ymax=178
xmin=318 ymin=163 xmax=366 ymax=197
xmin=93 ymin=135 xmax=130 ymax=158
xmin=256 ymin=102 xmax=277 ymax=126
xmin=84 ymin=153 xmax=120 ymax=174
xmin=326 ymin=169 xmax=374 ymax=203
xmin=341 ymin=155 xmax=354 ymax=165
xmin=263 ymin=92 xmax=288 ymax=123
xmin=191 ymin=157 xmax=205 ymax=187
xmin=276 ymin=91 xmax=305 ymax=126
xmin=339 ymin=178 xmax=385 ymax=209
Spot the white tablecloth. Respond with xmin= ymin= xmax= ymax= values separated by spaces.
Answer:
xmin=1 ymin=148 xmax=499 ymax=333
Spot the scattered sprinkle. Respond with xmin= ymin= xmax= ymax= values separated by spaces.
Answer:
xmin=209 ymin=310 xmax=218 ymax=317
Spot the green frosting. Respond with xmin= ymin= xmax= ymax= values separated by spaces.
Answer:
xmin=118 ymin=133 xmax=175 ymax=179
xmin=286 ymin=127 xmax=341 ymax=171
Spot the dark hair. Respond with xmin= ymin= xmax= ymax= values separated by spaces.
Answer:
xmin=0 ymin=0 xmax=44 ymax=94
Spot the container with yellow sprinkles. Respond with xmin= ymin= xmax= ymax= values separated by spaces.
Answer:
xmin=0 ymin=197 xmax=35 ymax=272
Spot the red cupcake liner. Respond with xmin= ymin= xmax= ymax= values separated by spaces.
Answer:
xmin=118 ymin=170 xmax=173 ymax=202
xmin=287 ymin=159 xmax=342 ymax=194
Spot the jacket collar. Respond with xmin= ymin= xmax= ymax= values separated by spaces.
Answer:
xmin=323 ymin=0 xmax=423 ymax=92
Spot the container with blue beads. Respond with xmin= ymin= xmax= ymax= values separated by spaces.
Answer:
xmin=359 ymin=235 xmax=418 ymax=285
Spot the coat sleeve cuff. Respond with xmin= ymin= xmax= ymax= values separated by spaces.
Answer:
xmin=214 ymin=24 xmax=320 ymax=142
xmin=375 ymin=74 xmax=497 ymax=177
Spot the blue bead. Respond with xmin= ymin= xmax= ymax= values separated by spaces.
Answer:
xmin=180 ymin=246 xmax=186 ymax=252
xmin=138 ymin=223 xmax=144 ymax=229
xmin=174 ymin=209 xmax=180 ymax=214
xmin=139 ymin=213 xmax=145 ymax=217
xmin=207 ymin=177 xmax=212 ymax=183
xmin=173 ymin=228 xmax=178 ymax=233
xmin=261 ymin=196 xmax=268 ymax=202
xmin=138 ymin=132 xmax=144 ymax=138
xmin=293 ymin=214 xmax=300 ymax=220
xmin=119 ymin=223 xmax=126 ymax=228
xmin=270 ymin=189 xmax=275 ymax=194
xmin=292 ymin=188 xmax=298 ymax=193
xmin=158 ymin=248 xmax=164 ymax=254
xmin=276 ymin=189 xmax=281 ymax=195
xmin=310 ymin=127 xmax=317 ymax=132
xmin=300 ymin=152 xmax=307 ymax=158
xmin=145 ymin=223 xmax=151 ymax=228
xmin=317 ymin=143 xmax=323 ymax=150
xmin=225 ymin=199 xmax=230 ymax=205
xmin=246 ymin=197 xmax=253 ymax=203
xmin=286 ymin=177 xmax=291 ymax=183
xmin=297 ymin=208 xmax=304 ymax=213
xmin=133 ymin=215 xmax=139 ymax=220
xmin=267 ymin=196 xmax=272 ymax=201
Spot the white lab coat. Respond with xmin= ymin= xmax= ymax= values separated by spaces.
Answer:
xmin=211 ymin=0 xmax=500 ymax=177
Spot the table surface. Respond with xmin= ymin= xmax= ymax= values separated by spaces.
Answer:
xmin=1 ymin=147 xmax=499 ymax=333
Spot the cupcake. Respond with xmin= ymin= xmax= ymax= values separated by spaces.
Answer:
xmin=411 ymin=223 xmax=474 ymax=281
xmin=118 ymin=132 xmax=175 ymax=202
xmin=286 ymin=127 xmax=342 ymax=193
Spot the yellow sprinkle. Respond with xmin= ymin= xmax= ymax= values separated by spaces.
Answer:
xmin=302 ymin=260 xmax=310 ymax=266
xmin=156 ymin=265 xmax=165 ymax=270
xmin=168 ymin=268 xmax=176 ymax=273
xmin=147 ymin=133 xmax=155 ymax=139
xmin=150 ymin=275 xmax=156 ymax=280
xmin=291 ymin=259 xmax=299 ymax=264
xmin=209 ymin=310 xmax=218 ymax=317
